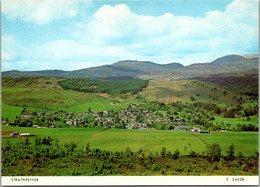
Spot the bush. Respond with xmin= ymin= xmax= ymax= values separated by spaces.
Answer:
xmin=188 ymin=150 xmax=197 ymax=157
xmin=206 ymin=143 xmax=221 ymax=162
xmin=151 ymin=164 xmax=158 ymax=171
xmin=160 ymin=147 xmax=166 ymax=157
xmin=172 ymin=149 xmax=180 ymax=159
xmin=212 ymin=162 xmax=219 ymax=170
xmin=241 ymin=164 xmax=247 ymax=171
xmin=226 ymin=144 xmax=235 ymax=160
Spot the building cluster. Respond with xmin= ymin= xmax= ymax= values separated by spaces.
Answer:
xmin=3 ymin=103 xmax=209 ymax=133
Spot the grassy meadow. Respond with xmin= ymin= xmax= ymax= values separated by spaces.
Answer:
xmin=2 ymin=126 xmax=258 ymax=156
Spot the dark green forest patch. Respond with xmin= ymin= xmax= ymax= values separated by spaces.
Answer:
xmin=57 ymin=78 xmax=149 ymax=95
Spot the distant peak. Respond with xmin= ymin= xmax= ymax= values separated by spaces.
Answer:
xmin=211 ymin=54 xmax=247 ymax=64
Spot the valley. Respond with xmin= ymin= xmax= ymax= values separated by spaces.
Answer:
xmin=1 ymin=54 xmax=259 ymax=176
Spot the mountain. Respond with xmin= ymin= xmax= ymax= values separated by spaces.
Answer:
xmin=2 ymin=60 xmax=183 ymax=79
xmin=211 ymin=54 xmax=247 ymax=64
xmin=1 ymin=54 xmax=258 ymax=95
xmin=2 ymin=70 xmax=65 ymax=78
xmin=140 ymin=54 xmax=258 ymax=80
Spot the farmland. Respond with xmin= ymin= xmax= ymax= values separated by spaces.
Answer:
xmin=2 ymin=126 xmax=258 ymax=156
xmin=1 ymin=126 xmax=258 ymax=176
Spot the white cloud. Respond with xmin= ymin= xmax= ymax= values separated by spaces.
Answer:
xmin=2 ymin=0 xmax=90 ymax=25
xmin=73 ymin=0 xmax=257 ymax=65
xmin=2 ymin=0 xmax=258 ymax=71
xmin=1 ymin=35 xmax=19 ymax=61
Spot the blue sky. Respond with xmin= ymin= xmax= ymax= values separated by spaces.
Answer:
xmin=1 ymin=0 xmax=258 ymax=71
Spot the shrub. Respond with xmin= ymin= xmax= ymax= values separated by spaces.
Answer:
xmin=125 ymin=146 xmax=133 ymax=157
xmin=166 ymin=150 xmax=172 ymax=157
xmin=212 ymin=162 xmax=218 ymax=170
xmin=189 ymin=150 xmax=197 ymax=157
xmin=151 ymin=164 xmax=158 ymax=171
xmin=206 ymin=143 xmax=221 ymax=162
xmin=172 ymin=149 xmax=180 ymax=159
xmin=160 ymin=147 xmax=166 ymax=157
xmin=226 ymin=144 xmax=235 ymax=160
xmin=241 ymin=164 xmax=247 ymax=171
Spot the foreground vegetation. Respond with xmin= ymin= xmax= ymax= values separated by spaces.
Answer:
xmin=2 ymin=136 xmax=258 ymax=176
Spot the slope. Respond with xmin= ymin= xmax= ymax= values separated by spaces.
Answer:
xmin=139 ymin=80 xmax=248 ymax=105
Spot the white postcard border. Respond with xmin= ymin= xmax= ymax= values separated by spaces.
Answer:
xmin=1 ymin=176 xmax=259 ymax=186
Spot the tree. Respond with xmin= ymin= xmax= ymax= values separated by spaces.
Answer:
xmin=206 ymin=143 xmax=221 ymax=162
xmin=226 ymin=144 xmax=235 ymax=159
xmin=172 ymin=149 xmax=180 ymax=159
xmin=160 ymin=147 xmax=166 ymax=157
xmin=190 ymin=96 xmax=196 ymax=101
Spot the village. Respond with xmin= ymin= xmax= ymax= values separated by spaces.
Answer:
xmin=3 ymin=103 xmax=209 ymax=135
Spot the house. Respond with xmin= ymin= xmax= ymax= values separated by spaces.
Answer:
xmin=156 ymin=118 xmax=163 ymax=123
xmin=121 ymin=117 xmax=128 ymax=123
xmin=125 ymin=125 xmax=132 ymax=129
xmin=66 ymin=121 xmax=72 ymax=125
xmin=146 ymin=113 xmax=152 ymax=117
xmin=138 ymin=127 xmax=149 ymax=130
xmin=9 ymin=131 xmax=19 ymax=138
xmin=20 ymin=133 xmax=31 ymax=137
xmin=103 ymin=111 xmax=108 ymax=116
xmin=174 ymin=126 xmax=190 ymax=131
xmin=37 ymin=126 xmax=47 ymax=128
xmin=131 ymin=107 xmax=138 ymax=112
xmin=95 ymin=117 xmax=102 ymax=122
xmin=190 ymin=127 xmax=200 ymax=132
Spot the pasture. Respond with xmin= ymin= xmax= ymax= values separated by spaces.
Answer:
xmin=214 ymin=115 xmax=258 ymax=127
xmin=2 ymin=126 xmax=258 ymax=156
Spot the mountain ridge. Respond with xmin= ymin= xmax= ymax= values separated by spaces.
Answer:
xmin=2 ymin=54 xmax=258 ymax=80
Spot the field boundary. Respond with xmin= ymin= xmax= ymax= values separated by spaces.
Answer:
xmin=191 ymin=133 xmax=207 ymax=145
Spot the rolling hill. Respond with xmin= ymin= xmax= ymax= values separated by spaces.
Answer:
xmin=138 ymin=79 xmax=249 ymax=105
xmin=2 ymin=60 xmax=183 ymax=79
xmin=2 ymin=54 xmax=258 ymax=96
xmin=188 ymin=69 xmax=258 ymax=96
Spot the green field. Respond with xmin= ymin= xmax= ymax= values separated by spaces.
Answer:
xmin=1 ymin=103 xmax=24 ymax=119
xmin=2 ymin=126 xmax=258 ymax=156
xmin=214 ymin=115 xmax=258 ymax=126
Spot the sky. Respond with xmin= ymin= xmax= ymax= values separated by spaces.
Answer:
xmin=1 ymin=0 xmax=258 ymax=71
